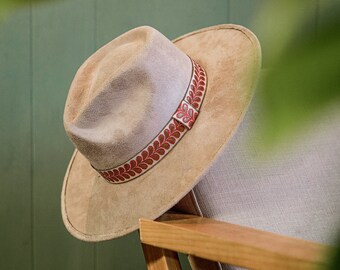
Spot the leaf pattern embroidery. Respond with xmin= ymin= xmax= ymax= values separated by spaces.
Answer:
xmin=99 ymin=120 xmax=186 ymax=183
xmin=174 ymin=101 xmax=198 ymax=129
xmin=186 ymin=61 xmax=206 ymax=109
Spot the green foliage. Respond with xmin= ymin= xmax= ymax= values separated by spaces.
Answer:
xmin=253 ymin=1 xmax=340 ymax=269
xmin=327 ymin=237 xmax=340 ymax=269
xmin=254 ymin=0 xmax=340 ymax=152
xmin=328 ymin=242 xmax=340 ymax=270
xmin=0 ymin=0 xmax=55 ymax=20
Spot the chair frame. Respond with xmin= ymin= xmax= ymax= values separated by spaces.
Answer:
xmin=139 ymin=212 xmax=332 ymax=270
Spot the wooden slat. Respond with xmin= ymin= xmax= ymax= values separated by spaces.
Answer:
xmin=187 ymin=256 xmax=221 ymax=270
xmin=31 ymin=0 xmax=95 ymax=269
xmin=142 ymin=243 xmax=182 ymax=270
xmin=0 ymin=7 xmax=32 ymax=270
xmin=140 ymin=213 xmax=332 ymax=270
xmin=173 ymin=192 xmax=222 ymax=270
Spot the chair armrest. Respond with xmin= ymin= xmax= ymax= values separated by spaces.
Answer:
xmin=139 ymin=212 xmax=333 ymax=270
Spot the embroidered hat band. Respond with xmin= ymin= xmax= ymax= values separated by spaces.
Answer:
xmin=95 ymin=58 xmax=207 ymax=183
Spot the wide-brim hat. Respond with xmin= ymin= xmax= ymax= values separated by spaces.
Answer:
xmin=61 ymin=24 xmax=261 ymax=241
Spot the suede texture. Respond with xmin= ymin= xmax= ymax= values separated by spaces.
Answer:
xmin=64 ymin=26 xmax=192 ymax=170
xmin=61 ymin=24 xmax=261 ymax=241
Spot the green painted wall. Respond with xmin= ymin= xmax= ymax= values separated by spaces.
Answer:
xmin=0 ymin=0 xmax=325 ymax=269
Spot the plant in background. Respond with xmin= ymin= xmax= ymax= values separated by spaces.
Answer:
xmin=254 ymin=0 xmax=340 ymax=151
xmin=0 ymin=0 xmax=54 ymax=20
xmin=254 ymin=1 xmax=340 ymax=268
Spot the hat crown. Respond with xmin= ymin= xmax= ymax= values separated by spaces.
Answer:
xmin=64 ymin=26 xmax=192 ymax=170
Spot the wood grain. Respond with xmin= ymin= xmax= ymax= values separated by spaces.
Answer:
xmin=0 ymin=8 xmax=32 ymax=270
xmin=187 ymin=256 xmax=221 ymax=270
xmin=142 ymin=243 xmax=182 ymax=270
xmin=140 ymin=213 xmax=332 ymax=270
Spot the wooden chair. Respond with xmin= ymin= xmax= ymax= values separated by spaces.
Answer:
xmin=139 ymin=212 xmax=333 ymax=270
xmin=139 ymin=91 xmax=340 ymax=269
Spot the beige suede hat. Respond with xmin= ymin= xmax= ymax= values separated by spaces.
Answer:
xmin=62 ymin=24 xmax=261 ymax=241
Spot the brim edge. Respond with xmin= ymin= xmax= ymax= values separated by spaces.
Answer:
xmin=61 ymin=23 xmax=262 ymax=242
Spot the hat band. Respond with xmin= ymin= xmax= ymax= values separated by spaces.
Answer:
xmin=96 ymin=58 xmax=207 ymax=184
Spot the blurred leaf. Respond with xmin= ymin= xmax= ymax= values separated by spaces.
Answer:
xmin=328 ymin=244 xmax=340 ymax=270
xmin=254 ymin=1 xmax=340 ymax=152
xmin=253 ymin=0 xmax=318 ymax=66
xmin=252 ymin=3 xmax=340 ymax=267
xmin=0 ymin=0 xmax=56 ymax=20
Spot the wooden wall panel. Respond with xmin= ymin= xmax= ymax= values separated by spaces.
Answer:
xmin=96 ymin=0 xmax=229 ymax=46
xmin=229 ymin=0 xmax=261 ymax=27
xmin=0 ymin=8 xmax=32 ymax=270
xmin=31 ymin=0 xmax=95 ymax=269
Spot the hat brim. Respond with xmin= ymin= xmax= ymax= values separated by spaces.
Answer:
xmin=61 ymin=24 xmax=261 ymax=241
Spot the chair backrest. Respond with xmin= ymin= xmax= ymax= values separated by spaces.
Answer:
xmin=140 ymin=213 xmax=330 ymax=270
xmin=174 ymin=92 xmax=340 ymax=269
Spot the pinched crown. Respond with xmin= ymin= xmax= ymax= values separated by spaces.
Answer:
xmin=64 ymin=26 xmax=192 ymax=170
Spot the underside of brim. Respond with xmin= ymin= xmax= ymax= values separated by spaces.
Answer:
xmin=61 ymin=24 xmax=261 ymax=241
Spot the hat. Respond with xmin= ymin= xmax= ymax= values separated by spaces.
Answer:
xmin=62 ymin=24 xmax=261 ymax=241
